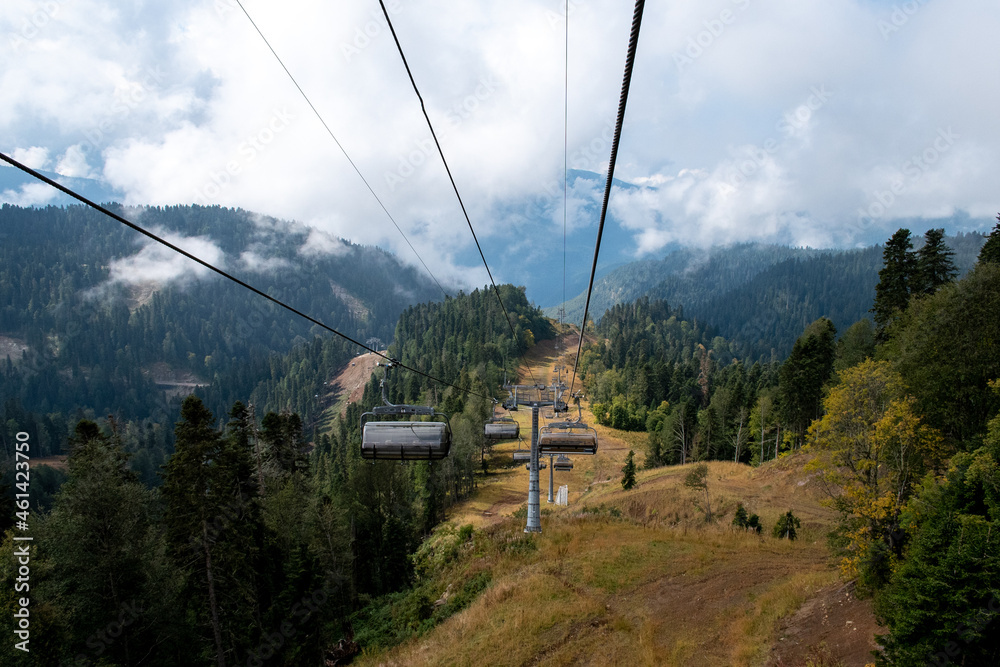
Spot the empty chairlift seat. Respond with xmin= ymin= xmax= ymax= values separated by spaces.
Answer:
xmin=538 ymin=421 xmax=598 ymax=455
xmin=553 ymin=454 xmax=574 ymax=471
xmin=361 ymin=419 xmax=451 ymax=461
xmin=512 ymin=449 xmax=531 ymax=463
xmin=484 ymin=418 xmax=519 ymax=441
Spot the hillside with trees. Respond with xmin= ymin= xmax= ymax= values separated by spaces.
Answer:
xmin=0 ymin=283 xmax=551 ymax=664
xmin=1 ymin=205 xmax=998 ymax=664
xmin=554 ymin=234 xmax=985 ymax=359
xmin=0 ymin=203 xmax=442 ymax=457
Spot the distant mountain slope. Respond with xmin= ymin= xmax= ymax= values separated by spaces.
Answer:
xmin=550 ymin=244 xmax=818 ymax=326
xmin=551 ymin=234 xmax=986 ymax=359
xmin=0 ymin=204 xmax=443 ymax=423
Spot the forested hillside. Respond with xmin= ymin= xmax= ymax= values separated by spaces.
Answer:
xmin=0 ymin=282 xmax=552 ymax=665
xmin=0 ymin=203 xmax=442 ymax=456
xmin=555 ymin=234 xmax=986 ymax=358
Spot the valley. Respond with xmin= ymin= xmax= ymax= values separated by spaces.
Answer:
xmin=351 ymin=330 xmax=883 ymax=666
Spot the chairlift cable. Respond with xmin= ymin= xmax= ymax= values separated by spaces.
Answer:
xmin=232 ymin=0 xmax=450 ymax=300
xmin=0 ymin=152 xmax=493 ymax=404
xmin=568 ymin=0 xmax=646 ymax=397
xmin=562 ymin=0 xmax=569 ymax=329
xmin=375 ymin=0 xmax=539 ymax=387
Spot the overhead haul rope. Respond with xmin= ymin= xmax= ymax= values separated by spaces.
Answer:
xmin=232 ymin=0 xmax=450 ymax=300
xmin=375 ymin=0 xmax=540 ymax=388
xmin=0 ymin=151 xmax=493 ymax=403
xmin=568 ymin=0 xmax=646 ymax=397
xmin=562 ymin=0 xmax=569 ymax=330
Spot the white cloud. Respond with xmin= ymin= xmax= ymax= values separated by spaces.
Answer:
xmin=1 ymin=181 xmax=60 ymax=207
xmin=11 ymin=146 xmax=50 ymax=169
xmin=298 ymin=228 xmax=349 ymax=258
xmin=239 ymin=249 xmax=291 ymax=273
xmin=105 ymin=230 xmax=224 ymax=286
xmin=55 ymin=144 xmax=94 ymax=178
xmin=2 ymin=0 xmax=999 ymax=284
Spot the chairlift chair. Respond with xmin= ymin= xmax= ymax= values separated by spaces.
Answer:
xmin=553 ymin=454 xmax=574 ymax=471
xmin=511 ymin=434 xmax=531 ymax=463
xmin=360 ymin=362 xmax=451 ymax=461
xmin=484 ymin=417 xmax=519 ymax=441
xmin=538 ymin=421 xmax=598 ymax=455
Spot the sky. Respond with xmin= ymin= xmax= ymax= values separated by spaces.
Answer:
xmin=2 ymin=0 xmax=999 ymax=294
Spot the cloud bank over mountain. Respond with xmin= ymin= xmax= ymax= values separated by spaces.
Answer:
xmin=3 ymin=0 xmax=998 ymax=292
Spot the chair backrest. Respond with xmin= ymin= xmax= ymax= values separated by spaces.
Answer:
xmin=361 ymin=420 xmax=451 ymax=461
xmin=484 ymin=419 xmax=519 ymax=440
xmin=538 ymin=422 xmax=598 ymax=455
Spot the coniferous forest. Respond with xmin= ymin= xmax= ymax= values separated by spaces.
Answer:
xmin=1 ymin=201 xmax=999 ymax=664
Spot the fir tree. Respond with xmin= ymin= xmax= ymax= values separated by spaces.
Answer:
xmin=621 ymin=450 xmax=637 ymax=490
xmin=872 ymin=228 xmax=916 ymax=340
xmin=684 ymin=463 xmax=712 ymax=521
xmin=773 ymin=510 xmax=800 ymax=540
xmin=914 ymin=228 xmax=957 ymax=294
xmin=874 ymin=433 xmax=1000 ymax=666
xmin=161 ymin=396 xmax=262 ymax=667
xmin=978 ymin=214 xmax=1000 ymax=265
xmin=777 ymin=318 xmax=837 ymax=448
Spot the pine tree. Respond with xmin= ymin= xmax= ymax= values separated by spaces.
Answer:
xmin=872 ymin=228 xmax=916 ymax=340
xmin=778 ymin=318 xmax=837 ymax=447
xmin=34 ymin=420 xmax=182 ymax=665
xmin=621 ymin=450 xmax=637 ymax=490
xmin=162 ymin=396 xmax=262 ymax=667
xmin=978 ymin=214 xmax=1000 ymax=265
xmin=773 ymin=510 xmax=800 ymax=540
xmin=914 ymin=228 xmax=957 ymax=294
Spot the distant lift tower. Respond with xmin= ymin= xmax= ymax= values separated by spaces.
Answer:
xmin=503 ymin=382 xmax=568 ymax=533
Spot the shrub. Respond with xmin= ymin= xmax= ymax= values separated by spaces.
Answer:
xmin=732 ymin=502 xmax=763 ymax=534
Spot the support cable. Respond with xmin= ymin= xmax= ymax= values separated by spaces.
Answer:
xmin=0 ymin=151 xmax=492 ymax=403
xmin=562 ymin=0 xmax=569 ymax=329
xmin=375 ymin=0 xmax=538 ymax=387
xmin=568 ymin=0 xmax=646 ymax=397
xmin=233 ymin=0 xmax=450 ymax=300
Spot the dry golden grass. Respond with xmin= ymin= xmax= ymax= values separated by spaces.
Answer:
xmin=356 ymin=334 xmax=861 ymax=666
xmin=359 ymin=453 xmax=842 ymax=666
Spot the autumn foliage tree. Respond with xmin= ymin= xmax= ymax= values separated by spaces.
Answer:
xmin=874 ymin=385 xmax=1000 ymax=665
xmin=807 ymin=360 xmax=944 ymax=589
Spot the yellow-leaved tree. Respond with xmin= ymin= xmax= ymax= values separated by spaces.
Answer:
xmin=806 ymin=359 xmax=945 ymax=589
